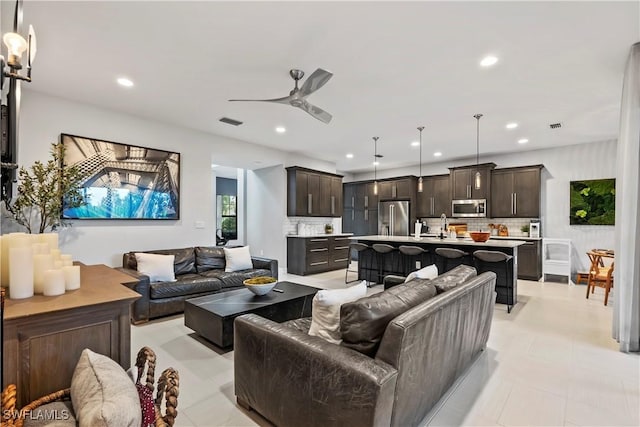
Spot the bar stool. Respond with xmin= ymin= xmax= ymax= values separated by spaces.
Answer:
xmin=473 ymin=250 xmax=514 ymax=313
xmin=398 ymin=245 xmax=430 ymax=276
xmin=435 ymin=248 xmax=469 ymax=273
xmin=371 ymin=244 xmax=399 ymax=284
xmin=345 ymin=242 xmax=371 ymax=285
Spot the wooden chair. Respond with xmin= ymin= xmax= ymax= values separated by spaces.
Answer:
xmin=585 ymin=250 xmax=615 ymax=306
xmin=1 ymin=347 xmax=179 ymax=427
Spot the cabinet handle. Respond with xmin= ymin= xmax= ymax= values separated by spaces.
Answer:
xmin=351 ymin=196 xmax=355 ymax=208
xmin=392 ymin=185 xmax=397 ymax=198
xmin=310 ymin=261 xmax=328 ymax=266
xmin=331 ymin=196 xmax=335 ymax=215
xmin=431 ymin=197 xmax=434 ymax=216
xmin=334 ymin=237 xmax=350 ymax=241
xmin=364 ymin=196 xmax=368 ymax=209
xmin=365 ymin=210 xmax=368 ymax=221
xmin=308 ymin=194 xmax=312 ymax=214
xmin=334 ymin=258 xmax=349 ymax=262
xmin=352 ymin=210 xmax=354 ymax=221
xmin=513 ymin=193 xmax=517 ymax=215
xmin=310 ymin=238 xmax=328 ymax=242
xmin=511 ymin=193 xmax=514 ymax=215
xmin=334 ymin=245 xmax=350 ymax=250
xmin=310 ymin=248 xmax=328 ymax=252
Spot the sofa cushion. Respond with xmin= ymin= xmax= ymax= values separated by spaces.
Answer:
xmin=195 ymin=246 xmax=226 ymax=272
xmin=126 ymin=248 xmax=196 ymax=275
xmin=430 ymin=265 xmax=477 ymax=294
xmin=224 ymin=246 xmax=253 ymax=272
xmin=149 ymin=274 xmax=222 ymax=299
xmin=71 ymin=349 xmax=141 ymax=427
xmin=201 ymin=269 xmax=272 ymax=288
xmin=340 ymin=280 xmax=437 ymax=357
xmin=282 ymin=317 xmax=313 ymax=333
xmin=308 ymin=281 xmax=368 ymax=344
xmin=135 ymin=253 xmax=176 ymax=283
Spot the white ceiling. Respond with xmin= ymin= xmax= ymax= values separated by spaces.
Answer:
xmin=8 ymin=1 xmax=640 ymax=173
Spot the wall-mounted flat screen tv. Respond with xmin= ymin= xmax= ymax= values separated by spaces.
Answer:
xmin=61 ymin=134 xmax=180 ymax=220
xmin=569 ymin=178 xmax=615 ymax=225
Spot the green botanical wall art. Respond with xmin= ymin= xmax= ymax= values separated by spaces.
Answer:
xmin=569 ymin=178 xmax=616 ymax=225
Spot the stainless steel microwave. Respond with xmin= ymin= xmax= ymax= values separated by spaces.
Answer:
xmin=451 ymin=199 xmax=487 ymax=217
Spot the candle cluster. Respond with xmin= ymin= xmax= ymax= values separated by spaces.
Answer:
xmin=0 ymin=232 xmax=81 ymax=299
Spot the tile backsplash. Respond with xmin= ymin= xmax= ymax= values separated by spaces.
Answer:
xmin=420 ymin=217 xmax=535 ymax=237
xmin=284 ymin=217 xmax=343 ymax=236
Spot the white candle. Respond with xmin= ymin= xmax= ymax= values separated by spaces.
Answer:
xmin=53 ymin=260 xmax=63 ymax=269
xmin=43 ymin=269 xmax=65 ymax=296
xmin=39 ymin=233 xmax=59 ymax=252
xmin=9 ymin=246 xmax=34 ymax=299
xmin=1 ymin=233 xmax=30 ymax=286
xmin=32 ymin=243 xmax=50 ymax=255
xmin=50 ymin=249 xmax=61 ymax=260
xmin=63 ymin=265 xmax=81 ymax=290
xmin=33 ymin=254 xmax=54 ymax=294
xmin=60 ymin=254 xmax=73 ymax=267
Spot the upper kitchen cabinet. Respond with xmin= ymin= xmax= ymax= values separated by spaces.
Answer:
xmin=491 ymin=165 xmax=543 ymax=218
xmin=416 ymin=174 xmax=451 ymax=218
xmin=377 ymin=177 xmax=416 ymax=201
xmin=286 ymin=167 xmax=343 ymax=217
xmin=449 ymin=163 xmax=496 ymax=200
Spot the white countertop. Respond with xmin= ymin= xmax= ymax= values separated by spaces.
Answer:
xmin=287 ymin=233 xmax=354 ymax=238
xmin=350 ymin=235 xmax=525 ymax=248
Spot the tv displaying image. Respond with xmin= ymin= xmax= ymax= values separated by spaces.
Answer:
xmin=61 ymin=134 xmax=180 ymax=219
xmin=569 ymin=178 xmax=615 ymax=225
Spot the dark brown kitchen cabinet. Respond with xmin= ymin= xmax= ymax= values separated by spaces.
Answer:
xmin=378 ymin=178 xmax=415 ymax=201
xmin=518 ymin=239 xmax=542 ymax=280
xmin=286 ymin=167 xmax=343 ymax=217
xmin=491 ymin=165 xmax=542 ymax=218
xmin=342 ymin=182 xmax=378 ymax=235
xmin=287 ymin=235 xmax=351 ymax=275
xmin=449 ymin=163 xmax=495 ymax=200
xmin=416 ymin=174 xmax=451 ymax=218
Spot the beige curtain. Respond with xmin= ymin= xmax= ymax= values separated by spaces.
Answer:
xmin=613 ymin=42 xmax=640 ymax=352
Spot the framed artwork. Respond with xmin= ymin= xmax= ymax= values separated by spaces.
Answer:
xmin=61 ymin=134 xmax=180 ymax=219
xmin=569 ymin=178 xmax=615 ymax=225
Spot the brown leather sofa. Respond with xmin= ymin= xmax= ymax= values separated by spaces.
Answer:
xmin=118 ymin=247 xmax=278 ymax=323
xmin=234 ymin=266 xmax=496 ymax=427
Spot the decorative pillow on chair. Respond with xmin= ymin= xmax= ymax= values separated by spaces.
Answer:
xmin=224 ymin=246 xmax=253 ymax=272
xmin=404 ymin=264 xmax=439 ymax=283
xmin=135 ymin=253 xmax=176 ymax=282
xmin=308 ymin=281 xmax=367 ymax=344
xmin=71 ymin=349 xmax=142 ymax=427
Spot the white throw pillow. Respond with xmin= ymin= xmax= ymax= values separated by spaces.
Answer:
xmin=405 ymin=264 xmax=439 ymax=283
xmin=308 ymin=281 xmax=367 ymax=344
xmin=224 ymin=246 xmax=253 ymax=272
xmin=135 ymin=253 xmax=176 ymax=282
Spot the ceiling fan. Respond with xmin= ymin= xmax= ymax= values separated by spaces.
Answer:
xmin=229 ymin=68 xmax=333 ymax=124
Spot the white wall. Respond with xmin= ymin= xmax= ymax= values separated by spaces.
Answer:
xmin=11 ymin=90 xmax=336 ymax=267
xmin=351 ymin=140 xmax=617 ymax=273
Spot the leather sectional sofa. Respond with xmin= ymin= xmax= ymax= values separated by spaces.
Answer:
xmin=234 ymin=265 xmax=496 ymax=427
xmin=118 ymin=246 xmax=278 ymax=323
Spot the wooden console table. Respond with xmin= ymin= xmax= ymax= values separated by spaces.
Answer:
xmin=2 ymin=264 xmax=140 ymax=407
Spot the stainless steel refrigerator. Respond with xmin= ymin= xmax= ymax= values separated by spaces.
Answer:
xmin=378 ymin=200 xmax=410 ymax=236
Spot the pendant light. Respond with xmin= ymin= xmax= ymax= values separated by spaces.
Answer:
xmin=373 ymin=136 xmax=379 ymax=195
xmin=473 ymin=114 xmax=483 ymax=190
xmin=417 ymin=126 xmax=425 ymax=193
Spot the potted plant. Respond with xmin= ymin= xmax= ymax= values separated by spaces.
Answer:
xmin=5 ymin=143 xmax=86 ymax=233
xmin=520 ymin=224 xmax=530 ymax=237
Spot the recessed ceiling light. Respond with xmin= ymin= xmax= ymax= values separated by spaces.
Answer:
xmin=506 ymin=122 xmax=518 ymax=129
xmin=275 ymin=126 xmax=286 ymax=133
xmin=117 ymin=77 xmax=134 ymax=87
xmin=518 ymin=138 xmax=529 ymax=144
xmin=433 ymin=152 xmax=442 ymax=157
xmin=346 ymin=153 xmax=354 ymax=159
xmin=411 ymin=141 xmax=420 ymax=147
xmin=373 ymin=161 xmax=380 ymax=166
xmin=480 ymin=55 xmax=498 ymax=67
xmin=211 ymin=164 xmax=219 ymax=168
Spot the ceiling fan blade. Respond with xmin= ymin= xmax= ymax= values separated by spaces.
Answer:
xmin=299 ymin=68 xmax=333 ymax=97
xmin=229 ymin=95 xmax=291 ymax=104
xmin=299 ymin=100 xmax=332 ymax=124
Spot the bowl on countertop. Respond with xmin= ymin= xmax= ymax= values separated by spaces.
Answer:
xmin=243 ymin=276 xmax=278 ymax=296
xmin=469 ymin=232 xmax=491 ymax=243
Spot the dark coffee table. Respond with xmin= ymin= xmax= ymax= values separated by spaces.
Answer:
xmin=184 ymin=281 xmax=318 ymax=348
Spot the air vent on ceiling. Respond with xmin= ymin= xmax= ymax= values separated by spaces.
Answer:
xmin=549 ymin=122 xmax=562 ymax=129
xmin=219 ymin=117 xmax=243 ymax=126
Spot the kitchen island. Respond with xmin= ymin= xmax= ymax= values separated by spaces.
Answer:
xmin=350 ymin=235 xmax=524 ymax=310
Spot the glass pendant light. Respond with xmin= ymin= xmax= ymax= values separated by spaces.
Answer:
xmin=417 ymin=126 xmax=425 ymax=193
xmin=373 ymin=136 xmax=379 ymax=195
xmin=474 ymin=114 xmax=483 ymax=190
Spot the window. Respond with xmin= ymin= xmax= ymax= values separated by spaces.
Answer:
xmin=217 ymin=195 xmax=237 ymax=240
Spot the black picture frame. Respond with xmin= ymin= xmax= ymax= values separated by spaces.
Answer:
xmin=61 ymin=133 xmax=180 ymax=220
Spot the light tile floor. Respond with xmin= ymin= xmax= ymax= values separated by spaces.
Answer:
xmin=132 ymin=270 xmax=640 ymax=427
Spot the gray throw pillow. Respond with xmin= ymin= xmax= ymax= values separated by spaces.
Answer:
xmin=340 ymin=280 xmax=437 ymax=357
xmin=431 ymin=265 xmax=477 ymax=294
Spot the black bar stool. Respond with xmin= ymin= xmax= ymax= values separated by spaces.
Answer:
xmin=371 ymin=243 xmax=399 ymax=284
xmin=473 ymin=250 xmax=514 ymax=313
xmin=435 ymin=248 xmax=469 ymax=273
xmin=398 ymin=245 xmax=430 ymax=276
xmin=345 ymin=243 xmax=371 ymax=285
